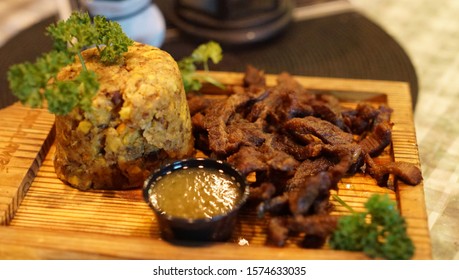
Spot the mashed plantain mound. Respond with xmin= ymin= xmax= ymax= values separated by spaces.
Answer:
xmin=54 ymin=43 xmax=194 ymax=190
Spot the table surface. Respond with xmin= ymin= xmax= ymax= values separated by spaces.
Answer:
xmin=0 ymin=0 xmax=458 ymax=260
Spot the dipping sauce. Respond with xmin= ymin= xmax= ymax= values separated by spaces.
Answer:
xmin=144 ymin=158 xmax=249 ymax=241
xmin=149 ymin=167 xmax=243 ymax=220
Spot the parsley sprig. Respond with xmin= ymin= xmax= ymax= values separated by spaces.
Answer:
xmin=178 ymin=41 xmax=224 ymax=92
xmin=7 ymin=12 xmax=133 ymax=115
xmin=329 ymin=194 xmax=415 ymax=260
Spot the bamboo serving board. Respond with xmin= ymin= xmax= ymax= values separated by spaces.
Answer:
xmin=0 ymin=73 xmax=432 ymax=259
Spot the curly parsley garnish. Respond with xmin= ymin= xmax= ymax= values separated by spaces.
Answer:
xmin=7 ymin=11 xmax=133 ymax=115
xmin=330 ymin=194 xmax=415 ymax=260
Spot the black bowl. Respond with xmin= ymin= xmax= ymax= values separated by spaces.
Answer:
xmin=143 ymin=158 xmax=249 ymax=242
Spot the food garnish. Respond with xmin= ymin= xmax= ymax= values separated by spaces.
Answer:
xmin=330 ymin=194 xmax=415 ymax=260
xmin=178 ymin=41 xmax=225 ymax=92
xmin=7 ymin=11 xmax=133 ymax=115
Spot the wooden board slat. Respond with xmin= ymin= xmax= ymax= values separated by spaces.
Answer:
xmin=0 ymin=103 xmax=55 ymax=225
xmin=0 ymin=73 xmax=431 ymax=259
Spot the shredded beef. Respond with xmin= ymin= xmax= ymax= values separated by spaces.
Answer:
xmin=202 ymin=89 xmax=267 ymax=156
xmin=287 ymin=172 xmax=333 ymax=215
xmin=285 ymin=116 xmax=354 ymax=145
xmin=249 ymin=181 xmax=277 ymax=201
xmin=257 ymin=193 xmax=290 ymax=217
xmin=267 ymin=215 xmax=339 ymax=247
xmin=267 ymin=216 xmax=290 ymax=247
xmin=271 ymin=133 xmax=323 ymax=161
xmin=188 ymin=65 xmax=423 ymax=249
xmin=187 ymin=92 xmax=214 ymax=116
xmin=311 ymin=94 xmax=349 ymax=132
xmin=226 ymin=145 xmax=268 ymax=176
xmin=244 ymin=64 xmax=266 ymax=88
xmin=357 ymin=105 xmax=393 ymax=157
xmin=364 ymin=153 xmax=423 ymax=187
xmin=288 ymin=214 xmax=339 ymax=237
xmin=343 ymin=103 xmax=379 ymax=134
xmin=288 ymin=158 xmax=333 ymax=185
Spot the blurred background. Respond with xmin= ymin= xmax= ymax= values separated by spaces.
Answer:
xmin=0 ymin=0 xmax=458 ymax=259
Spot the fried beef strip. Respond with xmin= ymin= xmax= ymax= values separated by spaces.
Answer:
xmin=249 ymin=181 xmax=277 ymax=201
xmin=342 ymin=103 xmax=379 ymax=134
xmin=285 ymin=116 xmax=354 ymax=146
xmin=359 ymin=121 xmax=392 ymax=157
xmin=364 ymin=153 xmax=423 ymax=187
xmin=282 ymin=144 xmax=359 ymax=216
xmin=271 ymin=133 xmax=323 ymax=161
xmin=267 ymin=214 xmax=339 ymax=247
xmin=311 ymin=94 xmax=350 ymax=132
xmin=187 ymin=92 xmax=215 ymax=116
xmin=202 ymin=89 xmax=267 ymax=156
xmin=289 ymin=214 xmax=339 ymax=238
xmin=226 ymin=145 xmax=268 ymax=176
xmin=244 ymin=64 xmax=266 ymax=88
xmin=387 ymin=161 xmax=423 ymax=185
xmin=226 ymin=116 xmax=267 ymax=149
xmin=227 ymin=141 xmax=299 ymax=201
xmin=246 ymin=73 xmax=314 ymax=131
xmin=288 ymin=157 xmax=333 ymax=183
xmin=358 ymin=105 xmax=394 ymax=157
xmin=257 ymin=143 xmax=358 ymax=218
xmin=287 ymin=171 xmax=334 ymax=215
xmin=267 ymin=216 xmax=290 ymax=247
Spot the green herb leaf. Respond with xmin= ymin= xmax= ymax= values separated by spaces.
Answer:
xmin=8 ymin=11 xmax=133 ymax=115
xmin=190 ymin=41 xmax=223 ymax=71
xmin=329 ymin=194 xmax=415 ymax=260
xmin=42 ymin=69 xmax=99 ymax=115
xmin=93 ymin=15 xmax=133 ymax=64
xmin=7 ymin=51 xmax=73 ymax=110
xmin=44 ymin=79 xmax=80 ymax=116
xmin=46 ymin=12 xmax=98 ymax=57
xmin=178 ymin=41 xmax=224 ymax=92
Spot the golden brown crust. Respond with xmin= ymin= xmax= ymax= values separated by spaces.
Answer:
xmin=54 ymin=43 xmax=194 ymax=190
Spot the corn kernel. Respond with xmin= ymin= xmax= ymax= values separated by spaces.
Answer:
xmin=77 ymin=120 xmax=92 ymax=134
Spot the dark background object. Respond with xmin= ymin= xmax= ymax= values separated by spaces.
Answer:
xmin=167 ymin=0 xmax=294 ymax=45
xmin=0 ymin=16 xmax=54 ymax=109
xmin=0 ymin=1 xmax=418 ymax=109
